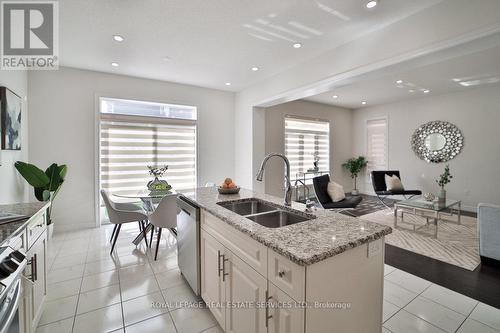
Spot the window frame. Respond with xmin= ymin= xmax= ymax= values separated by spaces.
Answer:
xmin=94 ymin=96 xmax=199 ymax=226
xmin=283 ymin=114 xmax=331 ymax=183
xmin=365 ymin=116 xmax=389 ymax=183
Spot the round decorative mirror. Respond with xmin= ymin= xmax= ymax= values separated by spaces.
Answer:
xmin=411 ymin=121 xmax=464 ymax=163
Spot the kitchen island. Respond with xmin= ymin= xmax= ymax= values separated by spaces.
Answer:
xmin=181 ymin=187 xmax=392 ymax=333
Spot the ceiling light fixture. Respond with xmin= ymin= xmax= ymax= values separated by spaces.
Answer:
xmin=111 ymin=62 xmax=119 ymax=67
xmin=113 ymin=35 xmax=124 ymax=42
xmin=366 ymin=1 xmax=378 ymax=9
xmin=225 ymin=82 xmax=231 ymax=86
xmin=293 ymin=42 xmax=302 ymax=48
xmin=408 ymin=89 xmax=415 ymax=93
xmin=361 ymin=101 xmax=367 ymax=105
xmin=332 ymin=95 xmax=338 ymax=99
xmin=423 ymin=89 xmax=430 ymax=94
xmin=396 ymin=80 xmax=403 ymax=84
xmin=251 ymin=67 xmax=259 ymax=71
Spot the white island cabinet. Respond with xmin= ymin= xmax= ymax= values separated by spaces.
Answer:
xmin=199 ymin=209 xmax=385 ymax=333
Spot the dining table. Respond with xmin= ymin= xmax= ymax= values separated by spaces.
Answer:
xmin=113 ymin=189 xmax=178 ymax=245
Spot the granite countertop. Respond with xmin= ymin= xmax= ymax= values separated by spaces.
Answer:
xmin=181 ymin=187 xmax=392 ymax=266
xmin=0 ymin=202 xmax=50 ymax=246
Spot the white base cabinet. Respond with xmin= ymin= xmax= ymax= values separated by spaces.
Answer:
xmin=200 ymin=210 xmax=384 ymax=333
xmin=16 ymin=207 xmax=49 ymax=333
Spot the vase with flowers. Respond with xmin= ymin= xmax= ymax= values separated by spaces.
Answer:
xmin=147 ymin=165 xmax=172 ymax=192
xmin=436 ymin=164 xmax=452 ymax=204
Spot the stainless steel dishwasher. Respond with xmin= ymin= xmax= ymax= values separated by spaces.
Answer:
xmin=176 ymin=196 xmax=200 ymax=295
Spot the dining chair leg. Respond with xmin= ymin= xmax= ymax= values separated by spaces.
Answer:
xmin=140 ymin=220 xmax=149 ymax=247
xmin=110 ymin=225 xmax=117 ymax=243
xmin=149 ymin=226 xmax=154 ymax=248
xmin=110 ymin=224 xmax=122 ymax=254
xmin=154 ymin=227 xmax=162 ymax=261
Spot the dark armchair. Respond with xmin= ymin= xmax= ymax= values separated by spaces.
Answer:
xmin=370 ymin=170 xmax=421 ymax=207
xmin=312 ymin=175 xmax=362 ymax=216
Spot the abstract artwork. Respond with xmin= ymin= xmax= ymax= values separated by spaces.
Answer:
xmin=1 ymin=87 xmax=22 ymax=150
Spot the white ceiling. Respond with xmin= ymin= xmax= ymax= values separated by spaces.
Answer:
xmin=305 ymin=38 xmax=500 ymax=109
xmin=59 ymin=0 xmax=442 ymax=91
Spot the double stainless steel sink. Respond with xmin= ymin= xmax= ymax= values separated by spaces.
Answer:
xmin=217 ymin=198 xmax=315 ymax=228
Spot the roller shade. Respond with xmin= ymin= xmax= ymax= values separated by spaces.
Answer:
xmin=366 ymin=118 xmax=387 ymax=180
xmin=100 ymin=108 xmax=197 ymax=196
xmin=285 ymin=116 xmax=330 ymax=180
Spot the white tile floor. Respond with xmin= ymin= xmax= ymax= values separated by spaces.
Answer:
xmin=37 ymin=223 xmax=500 ymax=333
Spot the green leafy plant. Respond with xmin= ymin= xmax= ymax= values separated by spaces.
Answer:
xmin=436 ymin=164 xmax=453 ymax=189
xmin=342 ymin=156 xmax=368 ymax=192
xmin=15 ymin=161 xmax=67 ymax=225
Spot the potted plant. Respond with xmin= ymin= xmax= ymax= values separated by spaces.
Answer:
xmin=15 ymin=161 xmax=67 ymax=239
xmin=436 ymin=164 xmax=452 ymax=204
xmin=342 ymin=156 xmax=368 ymax=196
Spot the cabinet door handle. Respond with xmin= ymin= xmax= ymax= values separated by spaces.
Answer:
xmin=265 ymin=290 xmax=273 ymax=328
xmin=278 ymin=270 xmax=286 ymax=278
xmin=222 ymin=255 xmax=229 ymax=282
xmin=217 ymin=250 xmax=223 ymax=277
xmin=32 ymin=254 xmax=38 ymax=282
xmin=27 ymin=254 xmax=37 ymax=282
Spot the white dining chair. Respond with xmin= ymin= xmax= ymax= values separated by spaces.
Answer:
xmin=101 ymin=190 xmax=149 ymax=254
xmin=147 ymin=194 xmax=178 ymax=260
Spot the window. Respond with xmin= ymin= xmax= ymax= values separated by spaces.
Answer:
xmin=366 ymin=118 xmax=388 ymax=180
xmin=99 ymin=98 xmax=197 ymax=201
xmin=284 ymin=116 xmax=330 ymax=181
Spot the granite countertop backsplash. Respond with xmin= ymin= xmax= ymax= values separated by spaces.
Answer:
xmin=181 ymin=187 xmax=392 ymax=266
xmin=0 ymin=202 xmax=49 ymax=246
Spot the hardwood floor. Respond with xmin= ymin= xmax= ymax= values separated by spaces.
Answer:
xmin=386 ymin=244 xmax=500 ymax=309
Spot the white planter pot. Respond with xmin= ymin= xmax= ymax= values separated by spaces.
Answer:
xmin=438 ymin=189 xmax=446 ymax=204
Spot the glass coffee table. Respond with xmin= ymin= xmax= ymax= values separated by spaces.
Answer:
xmin=393 ymin=196 xmax=461 ymax=238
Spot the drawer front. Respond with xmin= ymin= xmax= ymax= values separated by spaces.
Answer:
xmin=7 ymin=230 xmax=26 ymax=251
xmin=268 ymin=250 xmax=305 ymax=302
xmin=27 ymin=211 xmax=47 ymax=250
xmin=201 ymin=211 xmax=268 ymax=277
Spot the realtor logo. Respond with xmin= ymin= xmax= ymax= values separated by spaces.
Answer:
xmin=1 ymin=1 xmax=58 ymax=70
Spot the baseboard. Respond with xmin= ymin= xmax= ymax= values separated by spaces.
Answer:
xmin=53 ymin=222 xmax=96 ymax=233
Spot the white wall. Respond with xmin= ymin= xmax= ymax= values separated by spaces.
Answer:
xmin=28 ymin=67 xmax=235 ymax=231
xmin=264 ymin=100 xmax=353 ymax=197
xmin=0 ymin=71 xmax=29 ymax=204
xmin=352 ymin=84 xmax=500 ymax=211
xmin=234 ymin=0 xmax=500 ymax=190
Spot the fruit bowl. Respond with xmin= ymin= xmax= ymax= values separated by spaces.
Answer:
xmin=218 ymin=186 xmax=240 ymax=194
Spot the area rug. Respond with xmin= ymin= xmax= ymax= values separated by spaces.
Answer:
xmin=360 ymin=209 xmax=480 ymax=271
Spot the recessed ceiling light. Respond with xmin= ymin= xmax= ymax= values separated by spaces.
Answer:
xmin=423 ymin=89 xmax=430 ymax=94
xmin=225 ymin=82 xmax=231 ymax=86
xmin=251 ymin=67 xmax=259 ymax=71
xmin=113 ymin=35 xmax=124 ymax=42
xmin=366 ymin=1 xmax=378 ymax=9
xmin=361 ymin=101 xmax=367 ymax=105
xmin=332 ymin=95 xmax=338 ymax=99
xmin=408 ymin=89 xmax=415 ymax=93
xmin=396 ymin=80 xmax=403 ymax=84
xmin=293 ymin=42 xmax=302 ymax=48
xmin=111 ymin=62 xmax=119 ymax=67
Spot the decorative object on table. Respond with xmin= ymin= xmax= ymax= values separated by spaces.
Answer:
xmin=342 ymin=156 xmax=368 ymax=196
xmin=0 ymin=87 xmax=22 ymax=150
xmin=14 ymin=161 xmax=68 ymax=237
xmin=436 ymin=164 xmax=452 ymax=204
xmin=147 ymin=165 xmax=172 ymax=192
xmin=313 ymin=155 xmax=320 ymax=172
xmin=411 ymin=120 xmax=464 ymax=163
xmin=423 ymin=193 xmax=436 ymax=202
xmin=218 ymin=178 xmax=240 ymax=194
